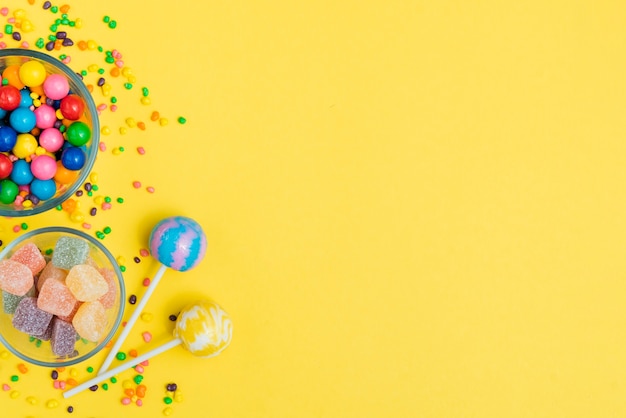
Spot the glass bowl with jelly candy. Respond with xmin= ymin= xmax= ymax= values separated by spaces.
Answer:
xmin=0 ymin=227 xmax=124 ymax=367
xmin=0 ymin=49 xmax=99 ymax=216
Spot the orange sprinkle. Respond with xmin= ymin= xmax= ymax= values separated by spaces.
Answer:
xmin=56 ymin=367 xmax=66 ymax=373
xmin=77 ymin=40 xmax=87 ymax=50
xmin=54 ymin=40 xmax=62 ymax=51
xmin=129 ymin=349 xmax=138 ymax=358
xmin=136 ymin=385 xmax=147 ymax=398
xmin=28 ymin=0 xmax=35 ymax=4
xmin=110 ymin=67 xmax=120 ymax=77
xmin=150 ymin=111 xmax=160 ymax=121
xmin=60 ymin=4 xmax=70 ymax=13
xmin=66 ymin=378 xmax=78 ymax=386
xmin=137 ymin=121 xmax=146 ymax=130
xmin=86 ymin=84 xmax=94 ymax=93
xmin=61 ymin=198 xmax=76 ymax=212
xmin=124 ymin=388 xmax=135 ymax=397
xmin=17 ymin=363 xmax=27 ymax=373
xmin=30 ymin=127 xmax=40 ymax=137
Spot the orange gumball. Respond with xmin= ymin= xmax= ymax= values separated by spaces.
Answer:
xmin=2 ymin=65 xmax=26 ymax=89
xmin=54 ymin=160 xmax=79 ymax=184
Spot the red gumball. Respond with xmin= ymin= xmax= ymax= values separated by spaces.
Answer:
xmin=59 ymin=94 xmax=85 ymax=120
xmin=0 ymin=85 xmax=21 ymax=111
xmin=0 ymin=153 xmax=13 ymax=179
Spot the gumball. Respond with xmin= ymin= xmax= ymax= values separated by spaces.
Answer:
xmin=0 ymin=85 xmax=22 ymax=111
xmin=43 ymin=73 xmax=69 ymax=100
xmin=149 ymin=216 xmax=207 ymax=272
xmin=10 ymin=159 xmax=33 ymax=185
xmin=61 ymin=146 xmax=86 ymax=170
xmin=39 ymin=127 xmax=64 ymax=152
xmin=54 ymin=160 xmax=79 ymax=184
xmin=0 ymin=154 xmax=12 ymax=179
xmin=30 ymin=155 xmax=57 ymax=180
xmin=12 ymin=133 xmax=37 ymax=159
xmin=19 ymin=89 xmax=32 ymax=107
xmin=0 ymin=179 xmax=18 ymax=203
xmin=66 ymin=121 xmax=91 ymax=146
xmin=9 ymin=107 xmax=37 ymax=133
xmin=18 ymin=60 xmax=46 ymax=87
xmin=0 ymin=126 xmax=17 ymax=152
xmin=34 ymin=104 xmax=57 ymax=129
xmin=30 ymin=178 xmax=56 ymax=200
xmin=60 ymin=94 xmax=85 ymax=120
xmin=2 ymin=65 xmax=25 ymax=89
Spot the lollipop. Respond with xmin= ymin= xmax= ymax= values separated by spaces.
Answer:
xmin=97 ymin=216 xmax=207 ymax=374
xmin=64 ymin=300 xmax=232 ymax=398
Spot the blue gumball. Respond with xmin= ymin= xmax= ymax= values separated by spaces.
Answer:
xmin=19 ymin=89 xmax=32 ymax=107
xmin=61 ymin=146 xmax=86 ymax=170
xmin=0 ymin=125 xmax=17 ymax=152
xmin=0 ymin=108 xmax=6 ymax=119
xmin=10 ymin=159 xmax=33 ymax=185
xmin=30 ymin=179 xmax=56 ymax=200
xmin=9 ymin=107 xmax=36 ymax=133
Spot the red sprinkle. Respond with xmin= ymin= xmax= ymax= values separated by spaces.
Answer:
xmin=99 ymin=142 xmax=107 ymax=152
xmin=139 ymin=249 xmax=149 ymax=257
xmin=132 ymin=181 xmax=141 ymax=189
xmin=136 ymin=146 xmax=145 ymax=155
xmin=146 ymin=187 xmax=155 ymax=193
xmin=142 ymin=278 xmax=150 ymax=286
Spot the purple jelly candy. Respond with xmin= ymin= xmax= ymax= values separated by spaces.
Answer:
xmin=12 ymin=297 xmax=53 ymax=335
xmin=34 ymin=319 xmax=54 ymax=341
xmin=50 ymin=318 xmax=76 ymax=356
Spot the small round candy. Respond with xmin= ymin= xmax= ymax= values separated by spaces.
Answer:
xmin=18 ymin=60 xmax=46 ymax=87
xmin=39 ymin=128 xmax=64 ymax=152
xmin=0 ymin=179 xmax=18 ymax=203
xmin=9 ymin=107 xmax=37 ymax=133
xmin=30 ymin=178 xmax=56 ymax=200
xmin=30 ymin=155 xmax=57 ymax=180
xmin=34 ymin=104 xmax=57 ymax=129
xmin=66 ymin=121 xmax=91 ymax=146
xmin=10 ymin=159 xmax=33 ymax=185
xmin=0 ymin=154 xmax=12 ymax=179
xmin=0 ymin=125 xmax=17 ymax=152
xmin=60 ymin=95 xmax=85 ymax=120
xmin=12 ymin=133 xmax=37 ymax=159
xmin=2 ymin=65 xmax=25 ymax=89
xmin=43 ymin=74 xmax=69 ymax=100
xmin=54 ymin=160 xmax=79 ymax=184
xmin=149 ymin=216 xmax=207 ymax=272
xmin=173 ymin=300 xmax=232 ymax=358
xmin=19 ymin=89 xmax=32 ymax=107
xmin=0 ymin=85 xmax=22 ymax=111
xmin=61 ymin=146 xmax=86 ymax=170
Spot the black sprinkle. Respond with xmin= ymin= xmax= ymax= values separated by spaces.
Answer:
xmin=43 ymin=1 xmax=51 ymax=9
xmin=45 ymin=41 xmax=55 ymax=51
xmin=56 ymin=31 xmax=66 ymax=39
xmin=128 ymin=295 xmax=137 ymax=305
xmin=133 ymin=257 xmax=140 ymax=263
xmin=75 ymin=190 xmax=83 ymax=197
xmin=97 ymin=77 xmax=105 ymax=87
xmin=67 ymin=405 xmax=74 ymax=413
xmin=90 ymin=207 xmax=97 ymax=216
xmin=168 ymin=314 xmax=177 ymax=321
xmin=62 ymin=38 xmax=73 ymax=47
xmin=12 ymin=32 xmax=21 ymax=41
xmin=166 ymin=383 xmax=177 ymax=392
xmin=51 ymin=370 xmax=58 ymax=380
xmin=89 ymin=385 xmax=98 ymax=391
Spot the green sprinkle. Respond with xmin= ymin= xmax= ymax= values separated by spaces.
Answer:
xmin=105 ymin=51 xmax=112 ymax=57
xmin=97 ymin=46 xmax=103 ymax=52
xmin=163 ymin=397 xmax=172 ymax=405
xmin=119 ymin=147 xmax=125 ymax=152
xmin=105 ymin=56 xmax=115 ymax=64
xmin=92 ymin=184 xmax=99 ymax=191
xmin=103 ymin=226 xmax=112 ymax=234
xmin=69 ymin=21 xmax=75 ymax=27
xmin=142 ymin=87 xmax=149 ymax=97
xmin=50 ymin=24 xmax=57 ymax=32
xmin=116 ymin=352 xmax=126 ymax=361
xmin=177 ymin=117 xmax=187 ymax=124
xmin=133 ymin=375 xmax=143 ymax=385
xmin=50 ymin=5 xmax=58 ymax=13
xmin=61 ymin=18 xmax=69 ymax=25
xmin=48 ymin=34 xmax=56 ymax=41
xmin=120 ymin=265 xmax=126 ymax=272
xmin=116 ymin=197 xmax=124 ymax=203
xmin=124 ymin=83 xmax=133 ymax=90
xmin=98 ymin=68 xmax=105 ymax=74
xmin=108 ymin=20 xmax=117 ymax=29
xmin=36 ymin=38 xmax=45 ymax=48
xmin=56 ymin=205 xmax=63 ymax=210
xmin=29 ymin=336 xmax=35 ymax=342
xmin=62 ymin=13 xmax=68 ymax=19
xmin=45 ymin=248 xmax=53 ymax=255
xmin=35 ymin=339 xmax=42 ymax=347
xmin=55 ymin=19 xmax=61 ymax=25
xmin=1 ymin=79 xmax=7 ymax=86
xmin=104 ymin=197 xmax=112 ymax=203
xmin=110 ymin=97 xmax=118 ymax=103
xmin=81 ymin=338 xmax=89 ymax=344
xmin=81 ymin=70 xmax=88 ymax=76
xmin=103 ymin=16 xmax=110 ymax=23
xmin=96 ymin=231 xmax=105 ymax=240
xmin=87 ymin=191 xmax=93 ymax=197
xmin=102 ymin=383 xmax=109 ymax=391
xmin=110 ymin=377 xmax=117 ymax=383
xmin=4 ymin=24 xmax=12 ymax=35
xmin=21 ymin=223 xmax=28 ymax=230
xmin=59 ymin=125 xmax=66 ymax=133
xmin=10 ymin=375 xmax=18 ymax=382
xmin=86 ymin=366 xmax=94 ymax=373
xmin=59 ymin=54 xmax=66 ymax=60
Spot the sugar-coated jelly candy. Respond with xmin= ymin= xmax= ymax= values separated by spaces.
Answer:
xmin=37 ymin=278 xmax=78 ymax=317
xmin=72 ymin=300 xmax=106 ymax=342
xmin=34 ymin=318 xmax=53 ymax=341
xmin=10 ymin=242 xmax=46 ymax=276
xmin=56 ymin=300 xmax=81 ymax=323
xmin=12 ymin=297 xmax=53 ymax=335
xmin=50 ymin=318 xmax=76 ymax=356
xmin=0 ymin=259 xmax=34 ymax=296
xmin=97 ymin=268 xmax=117 ymax=309
xmin=66 ymin=264 xmax=107 ymax=302
xmin=52 ymin=236 xmax=89 ymax=269
xmin=2 ymin=286 xmax=35 ymax=314
xmin=37 ymin=261 xmax=68 ymax=292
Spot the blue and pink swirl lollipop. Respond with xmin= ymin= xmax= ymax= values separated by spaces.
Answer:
xmin=98 ymin=216 xmax=207 ymax=374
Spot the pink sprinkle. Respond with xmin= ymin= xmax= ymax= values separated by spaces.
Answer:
xmin=112 ymin=49 xmax=121 ymax=58
xmin=99 ymin=142 xmax=107 ymax=152
xmin=7 ymin=17 xmax=14 ymax=23
xmin=135 ymin=365 xmax=144 ymax=374
xmin=0 ymin=42 xmax=7 ymax=49
xmin=142 ymin=332 xmax=152 ymax=343
xmin=136 ymin=399 xmax=143 ymax=407
xmin=12 ymin=225 xmax=20 ymax=233
xmin=110 ymin=105 xmax=118 ymax=112
xmin=0 ymin=33 xmax=2 ymax=38
xmin=8 ymin=154 xmax=17 ymax=162
xmin=0 ymin=8 xmax=7 ymax=16
xmin=140 ymin=360 xmax=149 ymax=366
xmin=97 ymin=104 xmax=107 ymax=111
xmin=139 ymin=249 xmax=149 ymax=257
xmin=146 ymin=187 xmax=155 ymax=193
xmin=2 ymin=384 xmax=10 ymax=391
xmin=101 ymin=202 xmax=112 ymax=210
xmin=14 ymin=195 xmax=23 ymax=205
xmin=115 ymin=60 xmax=124 ymax=68
xmin=122 ymin=321 xmax=127 ymax=327
xmin=62 ymin=56 xmax=71 ymax=64
xmin=82 ymin=222 xmax=91 ymax=229
xmin=59 ymin=381 xmax=66 ymax=390
xmin=53 ymin=380 xmax=60 ymax=389
xmin=136 ymin=146 xmax=145 ymax=155
xmin=21 ymin=42 xmax=29 ymax=48
xmin=132 ymin=181 xmax=141 ymax=189
xmin=121 ymin=397 xmax=131 ymax=405
xmin=18 ymin=185 xmax=29 ymax=193
xmin=142 ymin=278 xmax=150 ymax=286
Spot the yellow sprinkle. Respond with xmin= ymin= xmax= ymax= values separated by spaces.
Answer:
xmin=69 ymin=368 xmax=78 ymax=377
xmin=101 ymin=84 xmax=112 ymax=97
xmin=140 ymin=312 xmax=153 ymax=322
xmin=10 ymin=390 xmax=20 ymax=399
xmin=94 ymin=196 xmax=104 ymax=205
xmin=55 ymin=109 xmax=64 ymax=120
xmin=121 ymin=67 xmax=133 ymax=77
xmin=131 ymin=395 xmax=138 ymax=402
xmin=122 ymin=379 xmax=133 ymax=389
xmin=87 ymin=64 xmax=98 ymax=72
xmin=33 ymin=99 xmax=41 ymax=107
xmin=90 ymin=172 xmax=99 ymax=184
xmin=100 ymin=126 xmax=112 ymax=135
xmin=140 ymin=97 xmax=151 ymax=106
xmin=118 ymin=127 xmax=128 ymax=136
xmin=174 ymin=392 xmax=184 ymax=403
xmin=25 ymin=396 xmax=38 ymax=405
xmin=35 ymin=147 xmax=46 ymax=156
xmin=21 ymin=19 xmax=34 ymax=33
xmin=159 ymin=118 xmax=169 ymax=127
xmin=86 ymin=40 xmax=97 ymax=50
xmin=0 ymin=350 xmax=9 ymax=359
xmin=75 ymin=18 xmax=83 ymax=29
xmin=163 ymin=407 xmax=173 ymax=416
xmin=13 ymin=9 xmax=26 ymax=18
xmin=46 ymin=399 xmax=59 ymax=409
xmin=116 ymin=256 xmax=126 ymax=265
xmin=70 ymin=210 xmax=85 ymax=223
xmin=29 ymin=92 xmax=38 ymax=100
xmin=22 ymin=200 xmax=33 ymax=208
xmin=74 ymin=200 xmax=82 ymax=210
xmin=125 ymin=118 xmax=136 ymax=128
xmin=127 ymin=75 xmax=137 ymax=83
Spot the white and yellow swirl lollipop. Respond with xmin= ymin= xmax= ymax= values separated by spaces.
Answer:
xmin=63 ymin=300 xmax=233 ymax=398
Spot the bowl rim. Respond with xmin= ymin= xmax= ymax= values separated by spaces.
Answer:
xmin=0 ymin=226 xmax=125 ymax=367
xmin=0 ymin=49 xmax=100 ymax=217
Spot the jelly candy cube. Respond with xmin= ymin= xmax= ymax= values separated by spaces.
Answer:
xmin=72 ymin=301 xmax=107 ymax=342
xmin=0 ymin=259 xmax=34 ymax=296
xmin=10 ymin=242 xmax=46 ymax=276
xmin=66 ymin=264 xmax=107 ymax=302
xmin=50 ymin=318 xmax=76 ymax=356
xmin=2 ymin=286 xmax=36 ymax=314
xmin=57 ymin=301 xmax=81 ymax=323
xmin=12 ymin=297 xmax=53 ymax=335
xmin=37 ymin=278 xmax=78 ymax=317
xmin=37 ymin=261 xmax=68 ymax=292
xmin=97 ymin=268 xmax=117 ymax=309
xmin=34 ymin=318 xmax=53 ymax=341
xmin=52 ymin=236 xmax=89 ymax=269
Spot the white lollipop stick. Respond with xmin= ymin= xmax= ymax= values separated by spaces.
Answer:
xmin=97 ymin=264 xmax=168 ymax=374
xmin=64 ymin=337 xmax=183 ymax=399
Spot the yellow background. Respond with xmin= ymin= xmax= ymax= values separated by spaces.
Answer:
xmin=1 ymin=0 xmax=626 ymax=417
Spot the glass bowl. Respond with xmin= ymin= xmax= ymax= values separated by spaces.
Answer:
xmin=0 ymin=49 xmax=99 ymax=216
xmin=0 ymin=227 xmax=124 ymax=367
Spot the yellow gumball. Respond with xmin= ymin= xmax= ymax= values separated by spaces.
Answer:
xmin=13 ymin=133 xmax=38 ymax=159
xmin=18 ymin=60 xmax=47 ymax=87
